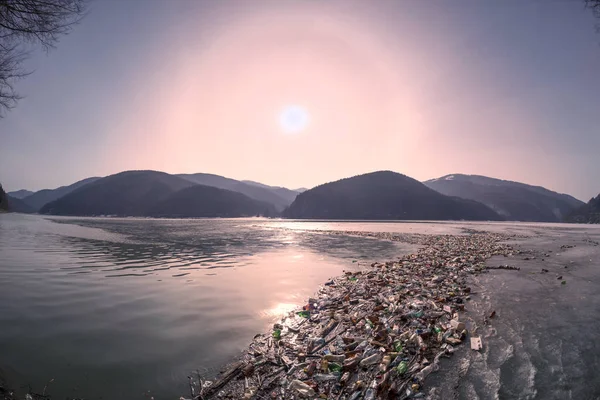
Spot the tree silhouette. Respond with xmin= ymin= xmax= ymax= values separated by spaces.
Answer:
xmin=0 ymin=183 xmax=7 ymax=211
xmin=587 ymin=0 xmax=600 ymax=17
xmin=0 ymin=0 xmax=85 ymax=115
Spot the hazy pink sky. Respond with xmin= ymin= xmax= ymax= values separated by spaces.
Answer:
xmin=1 ymin=0 xmax=599 ymax=200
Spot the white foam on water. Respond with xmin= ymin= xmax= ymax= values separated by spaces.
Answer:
xmin=459 ymin=357 xmax=471 ymax=377
xmin=498 ymin=343 xmax=515 ymax=365
xmin=525 ymin=363 xmax=538 ymax=399
xmin=425 ymin=386 xmax=441 ymax=400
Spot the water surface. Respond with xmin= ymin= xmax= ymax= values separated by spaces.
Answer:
xmin=2 ymin=215 xmax=600 ymax=399
xmin=0 ymin=215 xmax=417 ymax=399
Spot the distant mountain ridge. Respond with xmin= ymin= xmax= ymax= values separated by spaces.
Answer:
xmin=22 ymin=177 xmax=101 ymax=211
xmin=41 ymin=171 xmax=194 ymax=216
xmin=40 ymin=170 xmax=278 ymax=218
xmin=177 ymin=173 xmax=296 ymax=211
xmin=11 ymin=173 xmax=300 ymax=214
xmin=424 ymin=174 xmax=584 ymax=222
xmin=7 ymin=189 xmax=34 ymax=199
xmin=241 ymin=180 xmax=300 ymax=205
xmin=283 ymin=171 xmax=503 ymax=221
xmin=566 ymin=194 xmax=600 ymax=224
xmin=149 ymin=184 xmax=277 ymax=218
xmin=1 ymin=184 xmax=34 ymax=213
xmin=8 ymin=170 xmax=593 ymax=221
xmin=7 ymin=195 xmax=36 ymax=213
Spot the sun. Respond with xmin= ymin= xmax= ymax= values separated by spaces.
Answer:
xmin=279 ymin=105 xmax=309 ymax=133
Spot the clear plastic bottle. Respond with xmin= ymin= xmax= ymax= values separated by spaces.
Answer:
xmin=363 ymin=380 xmax=378 ymax=400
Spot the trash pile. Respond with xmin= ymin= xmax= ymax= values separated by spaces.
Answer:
xmin=189 ymin=232 xmax=517 ymax=400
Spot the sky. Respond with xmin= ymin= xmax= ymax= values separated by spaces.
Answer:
xmin=0 ymin=0 xmax=599 ymax=201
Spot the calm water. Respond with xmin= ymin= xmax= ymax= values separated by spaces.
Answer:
xmin=2 ymin=215 xmax=600 ymax=400
xmin=0 ymin=214 xmax=420 ymax=400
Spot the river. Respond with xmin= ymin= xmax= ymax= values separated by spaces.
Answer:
xmin=1 ymin=214 xmax=599 ymax=399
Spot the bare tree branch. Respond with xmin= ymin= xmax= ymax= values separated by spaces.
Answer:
xmin=0 ymin=0 xmax=86 ymax=116
xmin=586 ymin=0 xmax=600 ymax=17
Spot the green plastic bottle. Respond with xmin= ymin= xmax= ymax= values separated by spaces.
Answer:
xmin=393 ymin=341 xmax=403 ymax=352
xmin=397 ymin=361 xmax=408 ymax=375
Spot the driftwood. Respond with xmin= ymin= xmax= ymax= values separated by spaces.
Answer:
xmin=486 ymin=265 xmax=520 ymax=271
xmin=202 ymin=361 xmax=244 ymax=399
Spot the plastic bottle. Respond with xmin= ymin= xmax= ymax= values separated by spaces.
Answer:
xmin=340 ymin=371 xmax=351 ymax=384
xmin=359 ymin=353 xmax=380 ymax=367
xmin=393 ymin=341 xmax=403 ymax=352
xmin=379 ymin=355 xmax=391 ymax=372
xmin=329 ymin=362 xmax=342 ymax=373
xmin=397 ymin=360 xmax=408 ymax=375
xmin=288 ymin=380 xmax=315 ymax=397
xmin=320 ymin=359 xmax=329 ymax=373
xmin=363 ymin=380 xmax=378 ymax=400
xmin=324 ymin=354 xmax=345 ymax=363
xmin=313 ymin=374 xmax=338 ymax=382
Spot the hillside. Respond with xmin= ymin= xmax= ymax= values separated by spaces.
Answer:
xmin=40 ymin=171 xmax=194 ymax=216
xmin=565 ymin=194 xmax=600 ymax=224
xmin=177 ymin=173 xmax=293 ymax=211
xmin=148 ymin=184 xmax=278 ymax=218
xmin=242 ymin=180 xmax=300 ymax=204
xmin=424 ymin=174 xmax=584 ymax=222
xmin=23 ymin=177 xmax=101 ymax=211
xmin=283 ymin=171 xmax=502 ymax=220
xmin=7 ymin=195 xmax=36 ymax=213
xmin=7 ymin=189 xmax=34 ymax=199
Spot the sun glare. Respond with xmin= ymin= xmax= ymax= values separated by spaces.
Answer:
xmin=279 ymin=105 xmax=309 ymax=133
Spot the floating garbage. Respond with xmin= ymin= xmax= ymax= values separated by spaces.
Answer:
xmin=189 ymin=232 xmax=516 ymax=399
xmin=470 ymin=337 xmax=483 ymax=351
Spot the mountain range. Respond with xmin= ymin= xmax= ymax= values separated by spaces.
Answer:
xmin=21 ymin=177 xmax=101 ymax=211
xmin=1 ymin=185 xmax=35 ymax=213
xmin=39 ymin=171 xmax=287 ymax=217
xmin=565 ymin=194 xmax=600 ymax=224
xmin=424 ymin=174 xmax=584 ymax=222
xmin=1 ymin=170 xmax=594 ymax=223
xmin=6 ymin=189 xmax=34 ymax=199
xmin=176 ymin=173 xmax=295 ymax=212
xmin=283 ymin=171 xmax=503 ymax=220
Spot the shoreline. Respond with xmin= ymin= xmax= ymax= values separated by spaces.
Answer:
xmin=187 ymin=231 xmax=519 ymax=399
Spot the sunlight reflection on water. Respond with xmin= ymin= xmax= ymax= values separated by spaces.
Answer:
xmin=0 ymin=215 xmax=417 ymax=400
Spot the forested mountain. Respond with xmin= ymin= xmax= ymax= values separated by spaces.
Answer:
xmin=22 ymin=177 xmax=101 ymax=211
xmin=566 ymin=194 xmax=600 ymax=223
xmin=7 ymin=196 xmax=36 ymax=213
xmin=7 ymin=189 xmax=34 ymax=199
xmin=283 ymin=171 xmax=502 ymax=221
xmin=40 ymin=171 xmax=194 ymax=216
xmin=425 ymin=174 xmax=584 ymax=222
xmin=148 ymin=184 xmax=277 ymax=217
xmin=177 ymin=173 xmax=294 ymax=211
